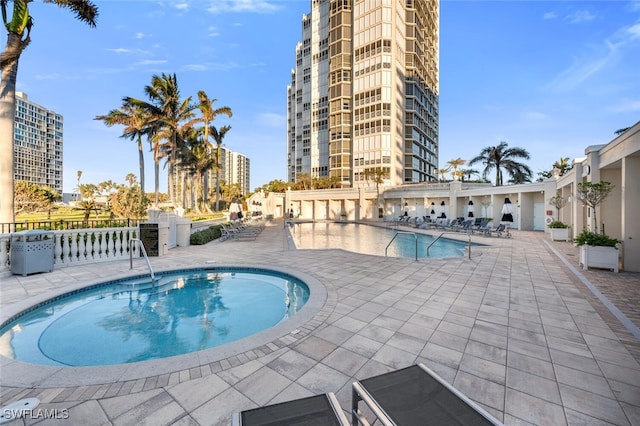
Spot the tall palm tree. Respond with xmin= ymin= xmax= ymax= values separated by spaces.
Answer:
xmin=468 ymin=141 xmax=532 ymax=186
xmin=194 ymin=91 xmax=232 ymax=210
xmin=210 ymin=124 xmax=232 ymax=211
xmin=0 ymin=0 xmax=98 ymax=224
xmin=126 ymin=73 xmax=195 ymax=207
xmin=95 ymin=102 xmax=156 ymax=201
xmin=179 ymin=129 xmax=216 ymax=214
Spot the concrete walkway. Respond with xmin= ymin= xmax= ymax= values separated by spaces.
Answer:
xmin=1 ymin=220 xmax=639 ymax=425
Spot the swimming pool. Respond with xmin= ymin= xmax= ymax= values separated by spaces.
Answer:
xmin=289 ymin=222 xmax=472 ymax=258
xmin=0 ymin=268 xmax=310 ymax=367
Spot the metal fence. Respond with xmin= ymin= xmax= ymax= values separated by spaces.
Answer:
xmin=0 ymin=218 xmax=145 ymax=234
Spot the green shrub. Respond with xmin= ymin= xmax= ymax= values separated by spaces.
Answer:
xmin=548 ymin=220 xmax=569 ymax=229
xmin=574 ymin=230 xmax=620 ymax=247
xmin=190 ymin=225 xmax=223 ymax=245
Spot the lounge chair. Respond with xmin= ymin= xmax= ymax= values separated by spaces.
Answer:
xmin=471 ymin=218 xmax=489 ymax=234
xmin=352 ymin=363 xmax=503 ymax=426
xmin=483 ymin=223 xmax=510 ymax=237
xmin=232 ymin=392 xmax=349 ymax=426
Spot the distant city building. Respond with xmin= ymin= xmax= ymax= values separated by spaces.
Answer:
xmin=216 ymin=147 xmax=251 ymax=195
xmin=174 ymin=147 xmax=250 ymax=202
xmin=287 ymin=0 xmax=439 ymax=188
xmin=13 ymin=92 xmax=64 ymax=193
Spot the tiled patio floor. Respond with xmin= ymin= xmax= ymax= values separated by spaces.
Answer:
xmin=1 ymin=219 xmax=639 ymax=425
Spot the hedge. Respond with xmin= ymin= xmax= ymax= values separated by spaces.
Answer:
xmin=190 ymin=225 xmax=223 ymax=245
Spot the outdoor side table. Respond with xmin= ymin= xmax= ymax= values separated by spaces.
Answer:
xmin=352 ymin=363 xmax=503 ymax=425
xmin=10 ymin=230 xmax=55 ymax=276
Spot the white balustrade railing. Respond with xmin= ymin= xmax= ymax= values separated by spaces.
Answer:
xmin=0 ymin=227 xmax=139 ymax=274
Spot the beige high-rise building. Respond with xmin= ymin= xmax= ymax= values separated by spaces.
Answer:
xmin=287 ymin=0 xmax=439 ymax=188
xmin=13 ymin=92 xmax=64 ymax=193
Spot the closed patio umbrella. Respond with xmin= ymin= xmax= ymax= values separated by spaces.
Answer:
xmin=440 ymin=201 xmax=447 ymax=219
xmin=501 ymin=197 xmax=514 ymax=223
xmin=468 ymin=200 xmax=474 ymax=218
xmin=430 ymin=202 xmax=436 ymax=216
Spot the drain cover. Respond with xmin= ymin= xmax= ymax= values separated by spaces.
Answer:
xmin=0 ymin=398 xmax=40 ymax=424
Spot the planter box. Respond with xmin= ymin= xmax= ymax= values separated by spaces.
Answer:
xmin=549 ymin=228 xmax=570 ymax=242
xmin=579 ymin=245 xmax=619 ymax=273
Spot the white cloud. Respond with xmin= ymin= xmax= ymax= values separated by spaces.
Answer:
xmin=34 ymin=73 xmax=62 ymax=81
xmin=523 ymin=111 xmax=549 ymax=120
xmin=257 ymin=112 xmax=286 ymax=128
xmin=207 ymin=0 xmax=280 ymax=14
xmin=208 ymin=26 xmax=221 ymax=37
xmin=136 ymin=59 xmax=168 ymax=66
xmin=134 ymin=32 xmax=151 ymax=39
xmin=565 ymin=10 xmax=596 ymax=24
xmin=543 ymin=12 xmax=557 ymax=20
xmin=609 ymin=99 xmax=640 ymax=112
xmin=182 ymin=64 xmax=208 ymax=71
xmin=107 ymin=47 xmax=152 ymax=55
xmin=174 ymin=2 xmax=189 ymax=11
xmin=546 ymin=19 xmax=640 ymax=91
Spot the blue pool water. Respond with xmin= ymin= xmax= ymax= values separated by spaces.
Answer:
xmin=289 ymin=222 xmax=472 ymax=258
xmin=0 ymin=268 xmax=309 ymax=366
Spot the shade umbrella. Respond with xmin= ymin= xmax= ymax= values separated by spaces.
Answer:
xmin=430 ymin=202 xmax=436 ymax=216
xmin=501 ymin=197 xmax=514 ymax=223
xmin=468 ymin=200 xmax=474 ymax=218
xmin=440 ymin=201 xmax=447 ymax=219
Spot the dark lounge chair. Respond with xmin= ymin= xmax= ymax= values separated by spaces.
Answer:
xmin=233 ymin=392 xmax=349 ymax=426
xmin=352 ymin=363 xmax=503 ymax=426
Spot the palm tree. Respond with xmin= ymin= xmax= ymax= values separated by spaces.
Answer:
xmin=126 ymin=73 xmax=195 ymax=207
xmin=95 ymin=101 xmax=155 ymax=201
xmin=75 ymin=170 xmax=83 ymax=201
xmin=194 ymin=91 xmax=232 ymax=211
xmin=210 ymin=123 xmax=232 ymax=211
xmin=0 ymin=0 xmax=98 ymax=224
xmin=178 ymin=128 xmax=216 ymax=214
xmin=468 ymin=141 xmax=532 ymax=186
xmin=437 ymin=167 xmax=450 ymax=182
xmin=459 ymin=168 xmax=479 ymax=182
xmin=446 ymin=158 xmax=466 ymax=180
xmin=552 ymin=157 xmax=572 ymax=176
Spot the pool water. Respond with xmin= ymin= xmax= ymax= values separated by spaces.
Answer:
xmin=0 ymin=268 xmax=309 ymax=366
xmin=289 ymin=222 xmax=471 ymax=258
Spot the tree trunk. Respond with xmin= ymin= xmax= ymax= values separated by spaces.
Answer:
xmin=154 ymin=159 xmax=160 ymax=207
xmin=137 ymin=135 xmax=145 ymax=199
xmin=0 ymin=33 xmax=22 ymax=226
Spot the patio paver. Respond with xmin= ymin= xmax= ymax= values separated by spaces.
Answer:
xmin=1 ymin=219 xmax=639 ymax=425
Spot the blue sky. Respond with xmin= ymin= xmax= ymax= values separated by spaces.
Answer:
xmin=7 ymin=0 xmax=640 ymax=193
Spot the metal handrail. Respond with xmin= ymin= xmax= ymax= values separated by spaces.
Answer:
xmin=129 ymin=238 xmax=155 ymax=281
xmin=385 ymin=231 xmax=418 ymax=261
xmin=427 ymin=231 xmax=472 ymax=259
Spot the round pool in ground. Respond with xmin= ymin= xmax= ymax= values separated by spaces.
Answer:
xmin=0 ymin=268 xmax=310 ymax=367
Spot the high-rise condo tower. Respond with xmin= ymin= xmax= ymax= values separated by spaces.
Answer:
xmin=287 ymin=0 xmax=439 ymax=188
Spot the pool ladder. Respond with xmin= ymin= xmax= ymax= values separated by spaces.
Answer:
xmin=427 ymin=232 xmax=472 ymax=259
xmin=385 ymin=231 xmax=472 ymax=260
xmin=129 ymin=238 xmax=155 ymax=281
xmin=385 ymin=231 xmax=419 ymax=261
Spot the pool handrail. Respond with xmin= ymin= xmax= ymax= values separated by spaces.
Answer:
xmin=385 ymin=231 xmax=418 ymax=261
xmin=129 ymin=238 xmax=155 ymax=282
xmin=427 ymin=232 xmax=471 ymax=259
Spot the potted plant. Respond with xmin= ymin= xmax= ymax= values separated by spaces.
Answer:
xmin=548 ymin=220 xmax=570 ymax=242
xmin=574 ymin=230 xmax=620 ymax=273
